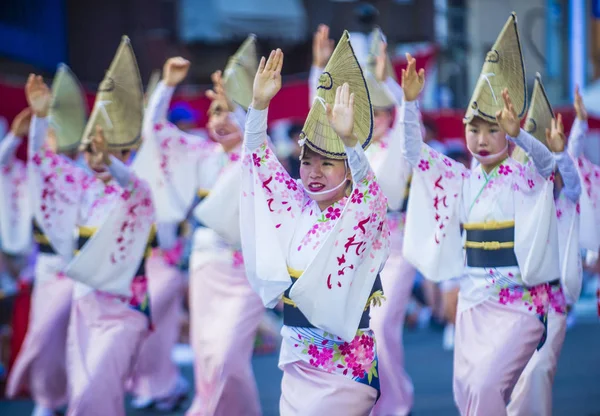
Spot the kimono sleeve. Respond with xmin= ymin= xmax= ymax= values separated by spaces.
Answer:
xmin=400 ymin=101 xmax=466 ymax=281
xmin=240 ymin=107 xmax=306 ymax=307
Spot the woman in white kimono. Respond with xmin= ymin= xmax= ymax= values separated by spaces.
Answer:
xmin=5 ymin=65 xmax=86 ymax=416
xmin=507 ymin=75 xmax=582 ymax=416
xmin=566 ymin=87 xmax=600 ymax=267
xmin=311 ymin=28 xmax=415 ymax=414
xmin=25 ymin=37 xmax=156 ymax=416
xmin=141 ymin=38 xmax=266 ymax=416
xmin=241 ymin=35 xmax=390 ymax=415
xmin=399 ymin=14 xmax=569 ymax=416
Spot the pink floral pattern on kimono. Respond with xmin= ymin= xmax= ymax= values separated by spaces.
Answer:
xmin=29 ymin=142 xmax=155 ymax=319
xmin=1 ymin=159 xmax=28 ymax=228
xmin=289 ymin=327 xmax=379 ymax=388
xmin=243 ymin=137 xmax=389 ymax=390
xmin=578 ymin=156 xmax=600 ymax=209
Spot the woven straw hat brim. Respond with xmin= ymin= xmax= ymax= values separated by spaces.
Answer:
xmin=223 ymin=34 xmax=258 ymax=111
xmin=49 ymin=64 xmax=88 ymax=153
xmin=464 ymin=13 xmax=527 ymax=124
xmin=300 ymin=30 xmax=374 ymax=160
xmin=82 ymin=36 xmax=144 ymax=150
xmin=524 ymin=73 xmax=553 ymax=147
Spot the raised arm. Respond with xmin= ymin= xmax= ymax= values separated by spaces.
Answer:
xmin=0 ymin=108 xmax=31 ymax=167
xmin=568 ymin=86 xmax=589 ymax=158
xmin=308 ymin=25 xmax=334 ymax=106
xmin=495 ymin=88 xmax=555 ymax=178
xmin=547 ymin=114 xmax=581 ymax=202
xmin=26 ymin=74 xmax=85 ymax=258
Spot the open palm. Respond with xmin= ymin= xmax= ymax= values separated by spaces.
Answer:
xmin=25 ymin=74 xmax=51 ymax=118
xmin=252 ymin=49 xmax=284 ymax=110
xmin=327 ymin=83 xmax=356 ymax=145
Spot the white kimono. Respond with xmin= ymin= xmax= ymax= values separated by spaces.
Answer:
xmin=401 ymin=100 xmax=564 ymax=321
xmin=28 ymin=116 xmax=154 ymax=306
xmin=241 ymin=107 xmax=390 ymax=388
xmin=140 ymin=80 xmax=244 ymax=266
xmin=0 ymin=133 xmax=31 ymax=255
xmin=568 ymin=117 xmax=600 ymax=252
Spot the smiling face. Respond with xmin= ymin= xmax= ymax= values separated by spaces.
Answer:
xmin=207 ymin=101 xmax=242 ymax=151
xmin=465 ymin=116 xmax=509 ymax=169
xmin=300 ymin=147 xmax=351 ymax=211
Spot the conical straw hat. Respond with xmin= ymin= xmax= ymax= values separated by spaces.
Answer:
xmin=144 ymin=69 xmax=161 ymax=106
xmin=464 ymin=13 xmax=527 ymax=124
xmin=49 ymin=64 xmax=87 ymax=153
xmin=512 ymin=73 xmax=553 ymax=164
xmin=367 ymin=27 xmax=396 ymax=82
xmin=222 ymin=34 xmax=258 ymax=111
xmin=299 ymin=30 xmax=374 ymax=159
xmin=364 ymin=68 xmax=394 ymax=110
xmin=363 ymin=27 xmax=395 ymax=109
xmin=82 ymin=36 xmax=144 ymax=150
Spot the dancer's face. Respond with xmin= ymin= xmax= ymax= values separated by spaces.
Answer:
xmin=465 ymin=117 xmax=508 ymax=168
xmin=207 ymin=102 xmax=242 ymax=151
xmin=300 ymin=147 xmax=350 ymax=210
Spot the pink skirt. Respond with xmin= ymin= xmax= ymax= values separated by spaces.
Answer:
xmin=507 ymin=311 xmax=567 ymax=416
xmin=6 ymin=276 xmax=73 ymax=409
xmin=185 ymin=258 xmax=264 ymax=416
xmin=66 ymin=291 xmax=148 ymax=416
xmin=280 ymin=361 xmax=378 ymax=415
xmin=129 ymin=253 xmax=185 ymax=399
xmin=453 ymin=299 xmax=545 ymax=416
xmin=369 ymin=235 xmax=416 ymax=416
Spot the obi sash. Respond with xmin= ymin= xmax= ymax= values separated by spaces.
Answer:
xmin=282 ymin=267 xmax=384 ymax=330
xmin=33 ymin=220 xmax=55 ymax=254
xmin=464 ymin=220 xmax=518 ymax=268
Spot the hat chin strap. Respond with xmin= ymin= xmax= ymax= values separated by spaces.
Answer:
xmin=305 ymin=164 xmax=349 ymax=197
xmin=469 ymin=141 xmax=509 ymax=165
xmin=305 ymin=177 xmax=348 ymax=197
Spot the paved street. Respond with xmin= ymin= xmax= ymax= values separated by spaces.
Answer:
xmin=2 ymin=316 xmax=599 ymax=415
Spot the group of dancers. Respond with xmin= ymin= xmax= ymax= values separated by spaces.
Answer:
xmin=0 ymin=10 xmax=598 ymax=416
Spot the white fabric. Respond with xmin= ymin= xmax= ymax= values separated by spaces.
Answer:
xmin=28 ymin=116 xmax=154 ymax=297
xmin=370 ymin=78 xmax=411 ymax=211
xmin=400 ymin=100 xmax=560 ymax=287
xmin=0 ymin=133 xmax=21 ymax=166
xmin=241 ymin=107 xmax=390 ymax=341
xmin=555 ymin=193 xmax=582 ymax=304
xmin=0 ymin=134 xmax=31 ymax=254
xmin=567 ymin=118 xmax=600 ymax=251
xmin=134 ymin=81 xmax=200 ymax=223
xmin=240 ymin=107 xmax=294 ymax=308
xmin=28 ymin=117 xmax=78 ymax=259
xmin=193 ymin=161 xmax=242 ymax=246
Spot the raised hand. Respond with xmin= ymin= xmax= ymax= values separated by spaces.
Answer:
xmin=574 ymin=85 xmax=588 ymax=121
xmin=10 ymin=108 xmax=32 ymax=138
xmin=163 ymin=57 xmax=190 ymax=87
xmin=251 ymin=49 xmax=284 ymax=110
xmin=374 ymin=42 xmax=388 ymax=83
xmin=401 ymin=53 xmax=425 ymax=102
xmin=25 ymin=74 xmax=51 ymax=118
xmin=495 ymin=88 xmax=520 ymax=138
xmin=205 ymin=70 xmax=234 ymax=112
xmin=326 ymin=83 xmax=358 ymax=147
xmin=312 ymin=24 xmax=334 ymax=68
xmin=546 ymin=113 xmax=565 ymax=153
